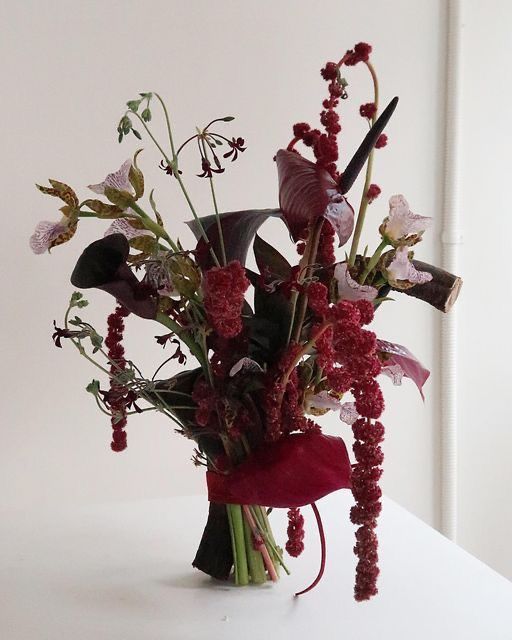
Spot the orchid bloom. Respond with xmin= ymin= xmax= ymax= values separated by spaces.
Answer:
xmin=306 ymin=391 xmax=359 ymax=425
xmin=334 ymin=263 xmax=378 ymax=302
xmin=88 ymin=159 xmax=133 ymax=196
xmin=387 ymin=246 xmax=433 ymax=286
xmin=381 ymin=363 xmax=404 ymax=386
xmin=30 ymin=219 xmax=73 ymax=254
xmin=104 ymin=217 xmax=150 ymax=240
xmin=229 ymin=357 xmax=264 ymax=377
xmin=380 ymin=195 xmax=431 ymax=247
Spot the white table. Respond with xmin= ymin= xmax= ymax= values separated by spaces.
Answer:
xmin=1 ymin=493 xmax=511 ymax=639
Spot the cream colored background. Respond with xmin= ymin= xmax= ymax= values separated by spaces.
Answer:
xmin=1 ymin=0 xmax=510 ymax=580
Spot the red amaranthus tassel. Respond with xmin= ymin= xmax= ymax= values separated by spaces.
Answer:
xmin=105 ymin=304 xmax=130 ymax=452
xmin=203 ymin=260 xmax=249 ymax=338
xmin=286 ymin=507 xmax=305 ymax=557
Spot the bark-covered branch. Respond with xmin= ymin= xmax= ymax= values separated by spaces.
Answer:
xmin=391 ymin=261 xmax=462 ymax=313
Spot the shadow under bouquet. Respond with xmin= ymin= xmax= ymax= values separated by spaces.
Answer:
xmin=31 ymin=42 xmax=461 ymax=601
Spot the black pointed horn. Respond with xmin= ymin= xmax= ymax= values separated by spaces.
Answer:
xmin=339 ymin=96 xmax=399 ymax=194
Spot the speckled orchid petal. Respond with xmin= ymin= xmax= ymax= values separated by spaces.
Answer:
xmin=104 ymin=217 xmax=150 ymax=240
xmin=29 ymin=220 xmax=68 ymax=254
xmin=229 ymin=357 xmax=263 ymax=377
xmin=382 ymin=195 xmax=431 ymax=244
xmin=339 ymin=402 xmax=359 ymax=425
xmin=324 ymin=189 xmax=354 ymax=247
xmin=377 ymin=339 xmax=430 ymax=400
xmin=387 ymin=246 xmax=433 ymax=285
xmin=307 ymin=390 xmax=341 ymax=412
xmin=381 ymin=363 xmax=404 ymax=386
xmin=334 ymin=263 xmax=378 ymax=302
xmin=88 ymin=159 xmax=133 ymax=195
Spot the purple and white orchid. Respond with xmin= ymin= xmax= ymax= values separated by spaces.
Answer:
xmin=387 ymin=246 xmax=433 ymax=286
xmin=88 ymin=159 xmax=133 ymax=196
xmin=29 ymin=219 xmax=73 ymax=254
xmin=334 ymin=263 xmax=378 ymax=302
xmin=380 ymin=194 xmax=431 ymax=246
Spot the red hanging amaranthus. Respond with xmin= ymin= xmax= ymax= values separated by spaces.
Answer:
xmin=105 ymin=304 xmax=130 ymax=452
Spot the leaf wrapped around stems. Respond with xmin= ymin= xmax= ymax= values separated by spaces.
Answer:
xmin=207 ymin=432 xmax=352 ymax=508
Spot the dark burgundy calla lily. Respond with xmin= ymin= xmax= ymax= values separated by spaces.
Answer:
xmin=70 ymin=233 xmax=158 ymax=319
xmin=276 ymin=149 xmax=354 ymax=245
xmin=206 ymin=432 xmax=352 ymax=508
xmin=187 ymin=208 xmax=282 ymax=270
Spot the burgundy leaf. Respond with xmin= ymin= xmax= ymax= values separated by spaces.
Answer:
xmin=253 ymin=234 xmax=291 ymax=280
xmin=377 ymin=339 xmax=430 ymax=400
xmin=206 ymin=432 xmax=352 ymax=508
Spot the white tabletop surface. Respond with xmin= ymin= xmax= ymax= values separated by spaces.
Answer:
xmin=1 ymin=492 xmax=511 ymax=639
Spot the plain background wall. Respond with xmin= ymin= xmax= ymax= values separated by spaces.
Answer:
xmin=0 ymin=0 xmax=508 ymax=579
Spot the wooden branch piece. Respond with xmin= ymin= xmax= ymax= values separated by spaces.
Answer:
xmin=391 ymin=261 xmax=462 ymax=312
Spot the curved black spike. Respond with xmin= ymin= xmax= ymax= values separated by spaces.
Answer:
xmin=339 ymin=96 xmax=399 ymax=194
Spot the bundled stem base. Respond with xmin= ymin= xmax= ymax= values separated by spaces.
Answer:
xmin=192 ymin=502 xmax=284 ymax=585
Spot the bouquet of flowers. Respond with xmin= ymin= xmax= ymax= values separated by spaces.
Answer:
xmin=31 ymin=42 xmax=461 ymax=601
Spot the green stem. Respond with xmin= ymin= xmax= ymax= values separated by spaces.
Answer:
xmin=226 ymin=505 xmax=239 ymax=584
xmin=359 ymin=238 xmax=388 ymax=284
xmin=154 ymin=92 xmax=177 ymax=157
xmin=243 ymin=515 xmax=267 ymax=584
xmin=227 ymin=505 xmax=249 ymax=586
xmin=348 ymin=61 xmax=380 ymax=267
xmin=128 ymin=201 xmax=179 ymax=252
xmin=129 ymin=109 xmax=220 ymax=267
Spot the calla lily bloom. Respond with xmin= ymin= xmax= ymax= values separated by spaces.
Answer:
xmin=70 ymin=233 xmax=158 ymax=319
xmin=387 ymin=246 xmax=433 ymax=287
xmin=334 ymin=263 xmax=378 ymax=302
xmin=380 ymin=195 xmax=431 ymax=247
xmin=276 ymin=150 xmax=354 ymax=245
xmin=88 ymin=159 xmax=133 ymax=196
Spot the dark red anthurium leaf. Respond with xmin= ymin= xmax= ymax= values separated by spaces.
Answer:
xmin=276 ymin=149 xmax=354 ymax=246
xmin=276 ymin=149 xmax=333 ymax=242
xmin=253 ymin=234 xmax=291 ymax=281
xmin=186 ymin=209 xmax=282 ymax=270
xmin=206 ymin=432 xmax=352 ymax=508
xmin=70 ymin=234 xmax=158 ymax=319
xmin=377 ymin=338 xmax=430 ymax=400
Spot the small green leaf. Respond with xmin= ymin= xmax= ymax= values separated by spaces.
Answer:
xmin=86 ymin=379 xmax=100 ymax=395
xmin=221 ymin=116 xmax=235 ymax=122
xmin=132 ymin=129 xmax=142 ymax=140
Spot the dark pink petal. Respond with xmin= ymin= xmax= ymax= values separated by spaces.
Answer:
xmin=377 ymin=339 xmax=430 ymax=400
xmin=206 ymin=432 xmax=352 ymax=508
xmin=276 ymin=149 xmax=338 ymax=241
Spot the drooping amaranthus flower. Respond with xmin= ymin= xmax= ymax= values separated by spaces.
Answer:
xmin=105 ymin=304 xmax=131 ymax=452
xmin=286 ymin=507 xmax=305 ymax=557
xmin=351 ymin=418 xmax=384 ymax=601
xmin=203 ymin=260 xmax=249 ymax=339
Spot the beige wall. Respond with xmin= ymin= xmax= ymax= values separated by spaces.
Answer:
xmin=2 ymin=0 xmax=508 ymax=579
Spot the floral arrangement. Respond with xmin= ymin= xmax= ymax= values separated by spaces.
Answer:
xmin=31 ymin=42 xmax=461 ymax=601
